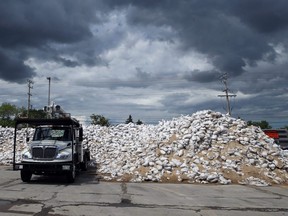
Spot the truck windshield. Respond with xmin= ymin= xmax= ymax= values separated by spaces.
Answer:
xmin=33 ymin=127 xmax=71 ymax=141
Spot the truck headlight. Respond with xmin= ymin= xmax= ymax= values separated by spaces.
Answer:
xmin=22 ymin=151 xmax=32 ymax=159
xmin=56 ymin=152 xmax=70 ymax=159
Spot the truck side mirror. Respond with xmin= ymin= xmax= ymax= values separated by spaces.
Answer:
xmin=79 ymin=128 xmax=83 ymax=142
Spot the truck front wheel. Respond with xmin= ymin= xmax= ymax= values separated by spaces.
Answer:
xmin=21 ymin=170 xmax=32 ymax=182
xmin=66 ymin=165 xmax=76 ymax=183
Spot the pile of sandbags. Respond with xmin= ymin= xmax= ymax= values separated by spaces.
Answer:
xmin=83 ymin=110 xmax=288 ymax=186
xmin=0 ymin=126 xmax=34 ymax=165
xmin=1 ymin=110 xmax=288 ymax=186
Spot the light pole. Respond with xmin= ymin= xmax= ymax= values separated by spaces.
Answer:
xmin=27 ymin=80 xmax=33 ymax=118
xmin=47 ymin=77 xmax=51 ymax=107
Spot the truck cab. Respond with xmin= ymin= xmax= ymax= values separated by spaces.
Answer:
xmin=13 ymin=107 xmax=90 ymax=183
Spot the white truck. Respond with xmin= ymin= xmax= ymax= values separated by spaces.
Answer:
xmin=13 ymin=105 xmax=90 ymax=183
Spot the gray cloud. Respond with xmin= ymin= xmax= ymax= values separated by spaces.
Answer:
xmin=0 ymin=1 xmax=97 ymax=47
xmin=232 ymin=0 xmax=288 ymax=34
xmin=159 ymin=92 xmax=222 ymax=116
xmin=183 ymin=70 xmax=220 ymax=83
xmin=2 ymin=0 xmax=288 ymax=83
xmin=106 ymin=0 xmax=287 ymax=77
xmin=0 ymin=49 xmax=36 ymax=83
xmin=0 ymin=0 xmax=104 ymax=82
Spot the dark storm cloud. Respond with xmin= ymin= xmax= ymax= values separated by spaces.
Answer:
xmin=232 ymin=0 xmax=288 ymax=34
xmin=106 ymin=0 xmax=288 ymax=78
xmin=2 ymin=0 xmax=288 ymax=87
xmin=0 ymin=49 xmax=36 ymax=83
xmin=0 ymin=0 xmax=103 ymax=83
xmin=183 ymin=70 xmax=220 ymax=83
xmin=0 ymin=1 xmax=97 ymax=47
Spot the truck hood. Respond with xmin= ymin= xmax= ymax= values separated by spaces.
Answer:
xmin=30 ymin=140 xmax=72 ymax=151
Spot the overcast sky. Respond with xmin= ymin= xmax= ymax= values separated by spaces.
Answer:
xmin=0 ymin=0 xmax=288 ymax=127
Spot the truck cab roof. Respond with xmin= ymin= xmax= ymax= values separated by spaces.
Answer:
xmin=15 ymin=118 xmax=80 ymax=127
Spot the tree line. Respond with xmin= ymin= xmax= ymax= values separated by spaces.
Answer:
xmin=0 ymin=102 xmax=143 ymax=127
xmin=90 ymin=114 xmax=143 ymax=126
xmin=0 ymin=102 xmax=287 ymax=128
xmin=0 ymin=103 xmax=46 ymax=127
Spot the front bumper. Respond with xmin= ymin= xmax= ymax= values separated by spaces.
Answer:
xmin=14 ymin=162 xmax=73 ymax=174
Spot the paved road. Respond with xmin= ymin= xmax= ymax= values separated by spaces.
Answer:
xmin=0 ymin=166 xmax=288 ymax=216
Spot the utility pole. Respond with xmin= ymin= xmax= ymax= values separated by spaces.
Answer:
xmin=47 ymin=77 xmax=51 ymax=107
xmin=27 ymin=79 xmax=34 ymax=118
xmin=218 ymin=73 xmax=236 ymax=116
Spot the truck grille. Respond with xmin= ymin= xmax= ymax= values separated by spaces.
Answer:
xmin=32 ymin=146 xmax=58 ymax=159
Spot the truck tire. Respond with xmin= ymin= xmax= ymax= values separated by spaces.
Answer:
xmin=21 ymin=170 xmax=32 ymax=182
xmin=66 ymin=165 xmax=76 ymax=183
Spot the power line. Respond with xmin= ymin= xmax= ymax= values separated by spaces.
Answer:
xmin=218 ymin=73 xmax=236 ymax=116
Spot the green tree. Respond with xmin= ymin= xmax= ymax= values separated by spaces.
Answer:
xmin=125 ymin=115 xmax=133 ymax=124
xmin=18 ymin=107 xmax=46 ymax=119
xmin=0 ymin=103 xmax=18 ymax=119
xmin=247 ymin=120 xmax=272 ymax=129
xmin=90 ymin=114 xmax=110 ymax=126
xmin=136 ymin=119 xmax=143 ymax=125
xmin=0 ymin=103 xmax=18 ymax=127
xmin=29 ymin=109 xmax=46 ymax=119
